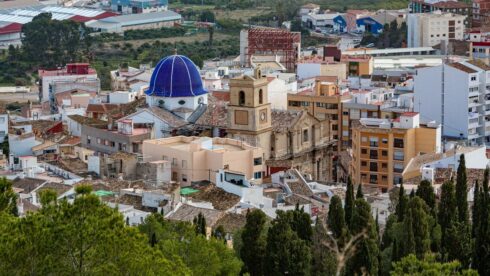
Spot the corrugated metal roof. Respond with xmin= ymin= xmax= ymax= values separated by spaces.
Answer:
xmin=41 ymin=6 xmax=104 ymax=17
xmin=0 ymin=14 xmax=32 ymax=24
xmin=101 ymin=10 xmax=181 ymax=26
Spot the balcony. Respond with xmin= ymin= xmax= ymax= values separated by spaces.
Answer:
xmin=469 ymin=97 xmax=481 ymax=107
xmin=469 ymin=119 xmax=480 ymax=129
xmin=468 ymin=132 xmax=480 ymax=140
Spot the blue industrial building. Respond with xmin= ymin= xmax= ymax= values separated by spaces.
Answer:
xmin=333 ymin=15 xmax=346 ymax=33
xmin=356 ymin=17 xmax=384 ymax=34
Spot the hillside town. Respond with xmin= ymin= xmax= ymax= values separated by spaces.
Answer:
xmin=1 ymin=0 xmax=490 ymax=274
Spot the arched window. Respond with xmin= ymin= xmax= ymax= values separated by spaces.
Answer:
xmin=239 ymin=91 xmax=245 ymax=106
xmin=259 ymin=89 xmax=263 ymax=104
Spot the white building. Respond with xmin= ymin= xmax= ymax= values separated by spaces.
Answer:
xmin=407 ymin=11 xmax=466 ymax=47
xmin=0 ymin=114 xmax=8 ymax=142
xmin=414 ymin=60 xmax=490 ymax=145
xmin=109 ymin=91 xmax=138 ymax=104
xmin=302 ymin=13 xmax=342 ymax=30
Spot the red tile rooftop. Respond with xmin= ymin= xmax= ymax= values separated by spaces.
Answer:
xmin=402 ymin=112 xmax=419 ymax=117
xmin=39 ymin=67 xmax=97 ymax=77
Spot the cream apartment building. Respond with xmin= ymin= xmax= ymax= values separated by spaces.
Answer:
xmin=407 ymin=11 xmax=466 ymax=47
xmin=142 ymin=136 xmax=264 ymax=186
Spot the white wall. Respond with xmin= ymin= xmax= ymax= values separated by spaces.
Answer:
xmin=427 ymin=147 xmax=489 ymax=170
xmin=9 ymin=135 xmax=42 ymax=157
xmin=297 ymin=63 xmax=321 ymax=80
xmin=443 ymin=65 xmax=470 ymax=138
xmin=88 ymin=155 xmax=100 ymax=175
xmin=0 ymin=114 xmax=8 ymax=143
xmin=414 ymin=65 xmax=443 ymax=128
xmin=109 ymin=91 xmax=137 ymax=104
xmin=268 ymin=78 xmax=288 ymax=110
xmin=67 ymin=117 xmax=82 ymax=137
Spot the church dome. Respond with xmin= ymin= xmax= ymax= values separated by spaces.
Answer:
xmin=145 ymin=55 xmax=207 ymax=98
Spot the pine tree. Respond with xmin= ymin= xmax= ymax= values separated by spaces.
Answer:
xmin=438 ymin=180 xmax=457 ymax=255
xmin=0 ymin=177 xmax=18 ymax=216
xmin=311 ymin=219 xmax=336 ymax=276
xmin=456 ymin=154 xmax=468 ymax=223
xmin=241 ymin=209 xmax=267 ymax=276
xmin=396 ymin=183 xmax=408 ymax=222
xmin=291 ymin=205 xmax=313 ymax=243
xmin=416 ymin=180 xmax=436 ymax=210
xmin=356 ymin=184 xmax=363 ymax=199
xmin=193 ymin=213 xmax=206 ymax=236
xmin=410 ymin=189 xmax=415 ymax=198
xmin=345 ymin=176 xmax=355 ymax=228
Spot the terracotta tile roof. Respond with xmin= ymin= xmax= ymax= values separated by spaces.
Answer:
xmin=194 ymin=95 xmax=229 ymax=128
xmin=189 ymin=185 xmax=240 ymax=211
xmin=167 ymin=204 xmax=225 ymax=227
xmin=58 ymin=136 xmax=81 ymax=145
xmin=12 ymin=177 xmax=46 ymax=193
xmin=433 ymin=1 xmax=469 ymax=8
xmin=86 ymin=103 xmax=119 ymax=114
xmin=146 ymin=107 xmax=188 ymax=128
xmin=468 ymin=59 xmax=490 ymax=71
xmin=448 ymin=62 xmax=478 ymax=74
xmin=68 ymin=115 xmax=107 ymax=128
xmin=271 ymin=110 xmax=304 ymax=132
xmin=402 ymin=112 xmax=418 ymax=117
xmin=214 ymin=213 xmax=247 ymax=233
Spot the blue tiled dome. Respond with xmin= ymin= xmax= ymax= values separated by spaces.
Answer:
xmin=145 ymin=55 xmax=207 ymax=97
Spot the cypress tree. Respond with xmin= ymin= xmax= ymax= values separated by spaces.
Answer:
xmin=472 ymin=180 xmax=481 ymax=238
xmin=438 ymin=180 xmax=457 ymax=255
xmin=409 ymin=189 xmax=415 ymax=198
xmin=356 ymin=184 xmax=363 ymax=199
xmin=396 ymin=183 xmax=408 ymax=222
xmin=401 ymin=208 xmax=416 ymax=258
xmin=241 ymin=209 xmax=267 ymax=276
xmin=416 ymin=180 xmax=436 ymax=210
xmin=474 ymin=167 xmax=490 ymax=275
xmin=408 ymin=197 xmax=431 ymax=258
xmin=347 ymin=199 xmax=379 ymax=276
xmin=456 ymin=154 xmax=468 ymax=223
xmin=327 ymin=195 xmax=346 ymax=242
xmin=345 ymin=176 xmax=355 ymax=228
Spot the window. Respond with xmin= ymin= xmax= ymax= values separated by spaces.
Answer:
xmin=369 ymin=174 xmax=378 ymax=184
xmin=361 ymin=161 xmax=367 ymax=166
xmin=342 ymin=130 xmax=349 ymax=137
xmin=370 ymin=162 xmax=378 ymax=172
xmin=239 ymin=91 xmax=245 ymax=106
xmin=182 ymin=160 xmax=187 ymax=168
xmin=303 ymin=129 xmax=309 ymax=142
xmin=254 ymin=157 xmax=262 ymax=166
xmin=393 ymin=138 xmax=404 ymax=148
xmin=382 ymin=163 xmax=387 ymax=168
xmin=332 ymin=125 xmax=338 ymax=131
xmin=87 ymin=136 xmax=91 ymax=144
xmin=369 ymin=137 xmax=379 ymax=147
xmin=393 ymin=175 xmax=403 ymax=185
xmin=370 ymin=150 xmax=378 ymax=159
xmin=182 ymin=174 xmax=188 ymax=182
xmin=361 ymin=149 xmax=367 ymax=154
xmin=471 ymin=75 xmax=477 ymax=81
xmin=382 ymin=138 xmax=388 ymax=144
xmin=382 ymin=150 xmax=388 ymax=156
xmin=254 ymin=171 xmax=262 ymax=179
xmin=172 ymin=158 xmax=177 ymax=166
xmin=394 ymin=151 xmax=404 ymax=161
xmin=394 ymin=163 xmax=404 ymax=173
xmin=162 ymin=155 xmax=168 ymax=161
xmin=259 ymin=89 xmax=263 ymax=104
xmin=97 ymin=138 xmax=101 ymax=144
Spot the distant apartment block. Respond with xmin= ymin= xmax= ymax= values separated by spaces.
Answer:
xmin=407 ymin=11 xmax=465 ymax=47
xmin=38 ymin=63 xmax=98 ymax=104
xmin=414 ymin=60 xmax=490 ymax=145
xmin=351 ymin=113 xmax=441 ymax=191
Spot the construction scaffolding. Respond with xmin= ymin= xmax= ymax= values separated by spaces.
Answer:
xmin=244 ymin=28 xmax=301 ymax=72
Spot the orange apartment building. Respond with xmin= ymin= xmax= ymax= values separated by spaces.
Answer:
xmin=350 ymin=112 xmax=441 ymax=192
xmin=341 ymin=55 xmax=374 ymax=77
